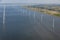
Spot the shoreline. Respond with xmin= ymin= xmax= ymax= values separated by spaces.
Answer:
xmin=23 ymin=6 xmax=60 ymax=17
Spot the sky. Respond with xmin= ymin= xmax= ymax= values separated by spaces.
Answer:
xmin=0 ymin=0 xmax=60 ymax=4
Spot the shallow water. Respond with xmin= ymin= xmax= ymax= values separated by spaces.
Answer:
xmin=0 ymin=6 xmax=60 ymax=40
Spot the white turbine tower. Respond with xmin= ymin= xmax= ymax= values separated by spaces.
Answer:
xmin=3 ymin=5 xmax=6 ymax=32
xmin=53 ymin=18 xmax=54 ymax=32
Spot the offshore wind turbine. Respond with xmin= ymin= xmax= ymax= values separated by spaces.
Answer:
xmin=52 ymin=18 xmax=55 ymax=32
xmin=3 ymin=5 xmax=6 ymax=32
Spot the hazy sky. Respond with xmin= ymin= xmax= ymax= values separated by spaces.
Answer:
xmin=0 ymin=0 xmax=60 ymax=4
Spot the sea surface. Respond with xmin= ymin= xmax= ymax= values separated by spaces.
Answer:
xmin=0 ymin=5 xmax=60 ymax=40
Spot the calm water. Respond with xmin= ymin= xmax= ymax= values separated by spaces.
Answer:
xmin=0 ymin=6 xmax=60 ymax=40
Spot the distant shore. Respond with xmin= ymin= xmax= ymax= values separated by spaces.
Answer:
xmin=23 ymin=6 xmax=60 ymax=17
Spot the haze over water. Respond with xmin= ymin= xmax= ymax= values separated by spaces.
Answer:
xmin=0 ymin=5 xmax=60 ymax=40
